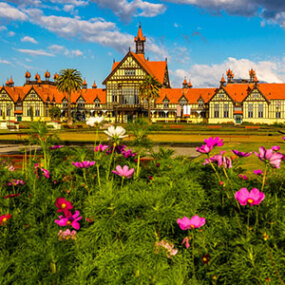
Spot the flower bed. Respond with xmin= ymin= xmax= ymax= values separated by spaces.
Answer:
xmin=0 ymin=125 xmax=285 ymax=284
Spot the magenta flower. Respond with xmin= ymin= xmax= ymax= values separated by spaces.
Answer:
xmin=235 ymin=188 xmax=265 ymax=206
xmin=58 ymin=229 xmax=77 ymax=241
xmin=196 ymin=144 xmax=213 ymax=154
xmin=7 ymin=179 xmax=25 ymax=186
xmin=112 ymin=165 xmax=134 ymax=179
xmin=177 ymin=215 xmax=206 ymax=230
xmin=0 ymin=214 xmax=12 ymax=226
xmin=41 ymin=168 xmax=50 ymax=179
xmin=205 ymin=152 xmax=232 ymax=168
xmin=271 ymin=146 xmax=280 ymax=151
xmin=253 ymin=169 xmax=263 ymax=176
xmin=204 ymin=137 xmax=224 ymax=147
xmin=4 ymin=193 xmax=21 ymax=199
xmin=254 ymin=147 xmax=283 ymax=168
xmin=122 ymin=148 xmax=137 ymax=158
xmin=182 ymin=237 xmax=190 ymax=249
xmin=55 ymin=197 xmax=73 ymax=216
xmin=50 ymin=145 xmax=64 ymax=150
xmin=238 ymin=174 xmax=248 ymax=180
xmin=283 ymin=137 xmax=285 ymax=141
xmin=55 ymin=210 xmax=82 ymax=230
xmin=94 ymin=144 xmax=109 ymax=152
xmin=72 ymin=161 xmax=95 ymax=169
xmin=232 ymin=150 xmax=252 ymax=157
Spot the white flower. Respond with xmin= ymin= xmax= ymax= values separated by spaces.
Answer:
xmin=104 ymin=126 xmax=127 ymax=140
xmin=86 ymin=116 xmax=104 ymax=127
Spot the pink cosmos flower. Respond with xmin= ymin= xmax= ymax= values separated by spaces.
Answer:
xmin=253 ymin=169 xmax=263 ymax=176
xmin=0 ymin=214 xmax=12 ymax=226
xmin=155 ymin=240 xmax=178 ymax=258
xmin=204 ymin=152 xmax=232 ymax=168
xmin=271 ymin=146 xmax=280 ymax=151
xmin=235 ymin=188 xmax=265 ymax=206
xmin=7 ymin=179 xmax=25 ymax=186
xmin=121 ymin=148 xmax=137 ymax=158
xmin=232 ymin=150 xmax=252 ymax=157
xmin=177 ymin=215 xmax=206 ymax=230
xmin=58 ymin=229 xmax=77 ymax=241
xmin=254 ymin=147 xmax=283 ymax=168
xmin=112 ymin=165 xmax=134 ymax=179
xmin=94 ymin=144 xmax=109 ymax=152
xmin=4 ymin=193 xmax=21 ymax=199
xmin=283 ymin=137 xmax=285 ymax=141
xmin=50 ymin=145 xmax=64 ymax=150
xmin=238 ymin=174 xmax=249 ymax=180
xmin=55 ymin=197 xmax=73 ymax=216
xmin=182 ymin=237 xmax=190 ymax=249
xmin=41 ymin=168 xmax=50 ymax=179
xmin=72 ymin=161 xmax=95 ymax=169
xmin=196 ymin=144 xmax=213 ymax=154
xmin=55 ymin=210 xmax=82 ymax=230
xmin=204 ymin=137 xmax=224 ymax=147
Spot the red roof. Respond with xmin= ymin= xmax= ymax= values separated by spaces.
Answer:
xmin=258 ymin=83 xmax=285 ymax=100
xmin=14 ymin=110 xmax=23 ymax=114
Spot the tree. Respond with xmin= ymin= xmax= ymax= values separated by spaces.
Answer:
xmin=57 ymin=69 xmax=83 ymax=125
xmin=49 ymin=106 xmax=61 ymax=121
xmin=139 ymin=75 xmax=161 ymax=124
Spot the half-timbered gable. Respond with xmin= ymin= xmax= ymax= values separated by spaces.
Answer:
xmin=0 ymin=87 xmax=15 ymax=120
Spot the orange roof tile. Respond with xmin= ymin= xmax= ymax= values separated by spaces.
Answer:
xmin=185 ymin=88 xmax=216 ymax=104
xmin=220 ymin=76 xmax=226 ymax=84
xmin=157 ymin=89 xmax=184 ymax=104
xmin=258 ymin=83 xmax=285 ymax=100
xmin=223 ymin=84 xmax=253 ymax=103
xmin=134 ymin=25 xmax=146 ymax=42
xmin=14 ymin=110 xmax=23 ymax=114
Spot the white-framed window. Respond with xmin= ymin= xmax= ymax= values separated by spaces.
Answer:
xmin=218 ymin=93 xmax=224 ymax=98
xmin=163 ymin=100 xmax=169 ymax=108
xmin=198 ymin=100 xmax=204 ymax=108
xmin=112 ymin=90 xmax=117 ymax=103
xmin=95 ymin=99 xmax=100 ymax=108
xmin=258 ymin=104 xmax=263 ymax=118
xmin=214 ymin=104 xmax=219 ymax=118
xmin=35 ymin=108 xmax=40 ymax=117
xmin=124 ymin=69 xmax=135 ymax=76
xmin=224 ymin=104 xmax=229 ymax=118
xmin=248 ymin=104 xmax=253 ymax=118
xmin=276 ymin=112 xmax=281 ymax=119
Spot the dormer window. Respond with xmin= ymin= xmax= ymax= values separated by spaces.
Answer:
xmin=218 ymin=93 xmax=224 ymax=98
xmin=125 ymin=69 xmax=135 ymax=76
xmin=1 ymin=94 xmax=7 ymax=98
xmin=163 ymin=99 xmax=169 ymax=108
xmin=94 ymin=99 xmax=100 ymax=108
xmin=77 ymin=98 xmax=85 ymax=109
xmin=198 ymin=100 xmax=204 ymax=108
xmin=30 ymin=94 xmax=36 ymax=98
xmin=63 ymin=99 xmax=68 ymax=108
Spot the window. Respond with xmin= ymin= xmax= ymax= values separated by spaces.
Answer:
xmin=112 ymin=90 xmax=117 ymax=103
xmin=0 ymin=109 xmax=2 ymax=116
xmin=276 ymin=112 xmax=281 ymax=119
xmin=1 ymin=94 xmax=6 ymax=98
xmin=35 ymin=109 xmax=40 ymax=117
xmin=30 ymin=94 xmax=36 ymax=98
xmin=224 ymin=104 xmax=229 ymax=118
xmin=63 ymin=100 xmax=68 ymax=108
xmin=198 ymin=100 xmax=204 ymax=108
xmin=77 ymin=99 xmax=85 ymax=109
xmin=163 ymin=100 xmax=169 ymax=108
xmin=258 ymin=104 xmax=263 ymax=118
xmin=252 ymin=93 xmax=259 ymax=98
xmin=95 ymin=99 xmax=100 ymax=108
xmin=214 ymin=104 xmax=219 ymax=118
xmin=248 ymin=104 xmax=253 ymax=118
xmin=124 ymin=69 xmax=135 ymax=76
xmin=218 ymin=93 xmax=224 ymax=98
xmin=6 ymin=109 xmax=11 ymax=116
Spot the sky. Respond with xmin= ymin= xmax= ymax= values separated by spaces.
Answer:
xmin=0 ymin=0 xmax=285 ymax=88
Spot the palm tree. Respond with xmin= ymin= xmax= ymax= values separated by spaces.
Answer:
xmin=57 ymin=69 xmax=83 ymax=125
xmin=139 ymin=75 xmax=161 ymax=124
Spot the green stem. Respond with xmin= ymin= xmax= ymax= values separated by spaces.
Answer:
xmin=136 ymin=153 xmax=141 ymax=179
xmin=261 ymin=165 xmax=268 ymax=192
xmin=207 ymin=155 xmax=221 ymax=182
xmin=96 ymin=164 xmax=101 ymax=188
xmin=191 ymin=231 xmax=197 ymax=284
xmin=106 ymin=143 xmax=116 ymax=181
xmin=121 ymin=177 xmax=125 ymax=190
xmin=83 ymin=169 xmax=89 ymax=196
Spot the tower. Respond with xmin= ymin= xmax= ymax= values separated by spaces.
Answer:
xmin=134 ymin=24 xmax=146 ymax=55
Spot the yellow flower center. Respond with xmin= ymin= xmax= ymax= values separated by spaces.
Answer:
xmin=61 ymin=203 xmax=66 ymax=209
xmin=190 ymin=225 xmax=195 ymax=229
xmin=67 ymin=221 xmax=71 ymax=225
xmin=2 ymin=218 xmax=7 ymax=222
xmin=247 ymin=199 xmax=253 ymax=204
xmin=202 ymin=257 xmax=207 ymax=262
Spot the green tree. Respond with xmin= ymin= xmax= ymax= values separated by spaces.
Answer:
xmin=57 ymin=69 xmax=83 ymax=125
xmin=49 ymin=106 xmax=61 ymax=121
xmin=139 ymin=75 xmax=161 ymax=124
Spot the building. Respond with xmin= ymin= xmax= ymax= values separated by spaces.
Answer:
xmin=1 ymin=26 xmax=285 ymax=125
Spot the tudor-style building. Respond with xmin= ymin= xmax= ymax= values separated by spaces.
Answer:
xmin=1 ymin=26 xmax=285 ymax=125
xmin=102 ymin=25 xmax=170 ymax=122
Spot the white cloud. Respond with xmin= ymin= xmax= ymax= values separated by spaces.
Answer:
xmin=0 ymin=26 xmax=7 ymax=31
xmin=0 ymin=2 xmax=27 ymax=21
xmin=91 ymin=0 xmax=166 ymax=22
xmin=48 ymin=44 xmax=83 ymax=57
xmin=21 ymin=36 xmax=38 ymax=44
xmin=16 ymin=48 xmax=55 ymax=57
xmin=8 ymin=31 xmax=15 ymax=37
xmin=49 ymin=0 xmax=88 ymax=6
xmin=0 ymin=59 xmax=12 ymax=65
xmin=172 ymin=57 xmax=285 ymax=88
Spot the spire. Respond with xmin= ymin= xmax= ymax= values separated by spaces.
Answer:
xmin=134 ymin=24 xmax=146 ymax=55
xmin=83 ymin=79 xmax=87 ymax=89
xmin=182 ymin=77 xmax=188 ymax=88
xmin=249 ymin=68 xmax=256 ymax=82
xmin=53 ymin=73 xmax=59 ymax=81
xmin=45 ymin=70 xmax=50 ymax=80
xmin=35 ymin=73 xmax=40 ymax=81
xmin=25 ymin=71 xmax=31 ymax=79
xmin=226 ymin=69 xmax=234 ymax=83
xmin=188 ymin=80 xmax=192 ymax=88
xmin=220 ymin=75 xmax=226 ymax=86
xmin=92 ymin=81 xmax=97 ymax=89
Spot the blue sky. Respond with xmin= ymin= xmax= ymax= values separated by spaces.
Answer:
xmin=0 ymin=0 xmax=285 ymax=88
